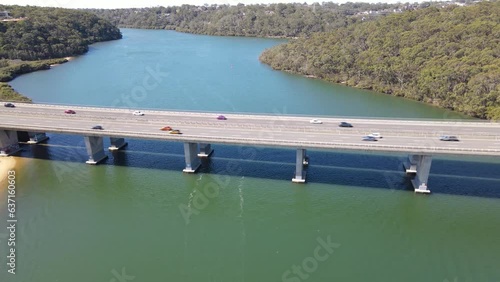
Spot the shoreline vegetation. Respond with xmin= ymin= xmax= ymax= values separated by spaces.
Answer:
xmin=0 ymin=5 xmax=122 ymax=102
xmin=87 ymin=2 xmax=451 ymax=39
xmin=0 ymin=2 xmax=498 ymax=120
xmin=0 ymin=58 xmax=71 ymax=102
xmin=259 ymin=1 xmax=500 ymax=120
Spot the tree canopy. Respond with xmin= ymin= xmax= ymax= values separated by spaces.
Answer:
xmin=0 ymin=5 xmax=122 ymax=60
xmin=260 ymin=2 xmax=500 ymax=119
xmin=88 ymin=2 xmax=411 ymax=38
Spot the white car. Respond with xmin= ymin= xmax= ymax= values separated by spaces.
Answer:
xmin=310 ymin=119 xmax=322 ymax=124
xmin=368 ymin=132 xmax=382 ymax=139
xmin=133 ymin=111 xmax=144 ymax=116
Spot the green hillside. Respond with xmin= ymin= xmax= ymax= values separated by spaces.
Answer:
xmin=260 ymin=2 xmax=500 ymax=119
xmin=0 ymin=5 xmax=122 ymax=60
xmin=89 ymin=2 xmax=410 ymax=38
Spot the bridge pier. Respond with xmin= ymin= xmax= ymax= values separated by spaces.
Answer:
xmin=183 ymin=142 xmax=200 ymax=173
xmin=108 ymin=137 xmax=127 ymax=151
xmin=0 ymin=130 xmax=21 ymax=156
xmin=18 ymin=131 xmax=49 ymax=144
xmin=292 ymin=148 xmax=307 ymax=183
xmin=26 ymin=132 xmax=49 ymax=144
xmin=303 ymin=154 xmax=309 ymax=166
xmin=404 ymin=154 xmax=432 ymax=194
xmin=84 ymin=136 xmax=108 ymax=164
xmin=197 ymin=143 xmax=213 ymax=158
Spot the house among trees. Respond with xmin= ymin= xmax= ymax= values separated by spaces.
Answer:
xmin=0 ymin=11 xmax=10 ymax=18
xmin=0 ymin=10 xmax=28 ymax=22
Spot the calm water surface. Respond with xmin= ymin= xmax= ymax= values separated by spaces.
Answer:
xmin=1 ymin=29 xmax=499 ymax=282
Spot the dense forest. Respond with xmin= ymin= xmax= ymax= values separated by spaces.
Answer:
xmin=260 ymin=2 xmax=500 ymax=120
xmin=88 ymin=2 xmax=416 ymax=38
xmin=0 ymin=5 xmax=122 ymax=60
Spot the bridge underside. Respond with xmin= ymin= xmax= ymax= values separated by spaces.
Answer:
xmin=0 ymin=129 xmax=441 ymax=194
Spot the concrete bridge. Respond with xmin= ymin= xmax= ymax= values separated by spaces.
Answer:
xmin=1 ymin=103 xmax=500 ymax=193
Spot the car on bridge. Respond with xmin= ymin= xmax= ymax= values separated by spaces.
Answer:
xmin=217 ymin=115 xmax=227 ymax=120
xmin=339 ymin=122 xmax=353 ymax=127
xmin=368 ymin=132 xmax=382 ymax=139
xmin=169 ymin=129 xmax=182 ymax=134
xmin=133 ymin=111 xmax=144 ymax=116
xmin=362 ymin=136 xmax=378 ymax=141
xmin=310 ymin=119 xmax=322 ymax=124
xmin=439 ymin=135 xmax=459 ymax=141
xmin=64 ymin=110 xmax=76 ymax=114
xmin=4 ymin=103 xmax=15 ymax=108
xmin=160 ymin=126 xmax=172 ymax=131
xmin=92 ymin=125 xmax=103 ymax=130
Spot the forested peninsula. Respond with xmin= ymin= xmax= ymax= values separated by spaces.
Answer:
xmin=88 ymin=2 xmax=415 ymax=38
xmin=260 ymin=2 xmax=500 ymax=120
xmin=0 ymin=5 xmax=122 ymax=101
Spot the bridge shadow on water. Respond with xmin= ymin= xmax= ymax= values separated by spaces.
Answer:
xmin=15 ymin=134 xmax=500 ymax=199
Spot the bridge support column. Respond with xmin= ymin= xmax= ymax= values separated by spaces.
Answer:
xmin=108 ymin=137 xmax=127 ymax=151
xmin=404 ymin=154 xmax=432 ymax=194
xmin=26 ymin=132 xmax=49 ymax=144
xmin=183 ymin=143 xmax=200 ymax=173
xmin=292 ymin=149 xmax=307 ymax=183
xmin=197 ymin=143 xmax=213 ymax=158
xmin=0 ymin=130 xmax=21 ymax=156
xmin=303 ymin=151 xmax=309 ymax=166
xmin=84 ymin=136 xmax=108 ymax=164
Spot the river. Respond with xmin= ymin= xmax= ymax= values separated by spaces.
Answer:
xmin=1 ymin=28 xmax=499 ymax=282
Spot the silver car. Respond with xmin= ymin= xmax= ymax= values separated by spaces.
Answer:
xmin=439 ymin=135 xmax=459 ymax=141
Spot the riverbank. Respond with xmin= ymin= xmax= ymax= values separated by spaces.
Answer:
xmin=0 ymin=58 xmax=70 ymax=102
xmin=0 ymin=58 xmax=69 ymax=82
xmin=50 ymin=57 xmax=74 ymax=67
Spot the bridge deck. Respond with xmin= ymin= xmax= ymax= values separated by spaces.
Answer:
xmin=1 ymin=103 xmax=500 ymax=156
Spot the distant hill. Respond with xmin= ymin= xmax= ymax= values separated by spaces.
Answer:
xmin=0 ymin=5 xmax=122 ymax=60
xmin=88 ymin=2 xmax=417 ymax=38
xmin=260 ymin=2 xmax=500 ymax=119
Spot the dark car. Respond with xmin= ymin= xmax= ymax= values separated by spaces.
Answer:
xmin=92 ymin=125 xmax=103 ymax=130
xmin=64 ymin=110 xmax=76 ymax=114
xmin=439 ymin=135 xmax=459 ymax=141
xmin=4 ymin=103 xmax=15 ymax=108
xmin=217 ymin=115 xmax=227 ymax=120
xmin=362 ymin=136 xmax=378 ymax=141
xmin=169 ymin=129 xmax=182 ymax=134
xmin=339 ymin=122 xmax=353 ymax=127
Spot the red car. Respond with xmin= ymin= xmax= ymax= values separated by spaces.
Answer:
xmin=160 ymin=126 xmax=173 ymax=131
xmin=64 ymin=110 xmax=76 ymax=114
